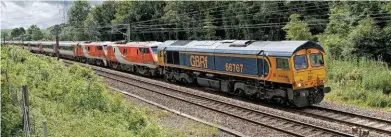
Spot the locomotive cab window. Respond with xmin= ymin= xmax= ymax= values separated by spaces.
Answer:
xmin=294 ymin=55 xmax=308 ymax=70
xmin=276 ymin=58 xmax=290 ymax=70
xmin=310 ymin=53 xmax=324 ymax=67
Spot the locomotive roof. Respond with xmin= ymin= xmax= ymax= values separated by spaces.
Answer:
xmin=110 ymin=41 xmax=162 ymax=47
xmin=158 ymin=40 xmax=324 ymax=57
xmin=59 ymin=41 xmax=79 ymax=46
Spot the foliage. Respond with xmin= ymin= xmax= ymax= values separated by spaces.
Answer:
xmin=325 ymin=57 xmax=391 ymax=109
xmin=67 ymin=0 xmax=91 ymax=27
xmin=319 ymin=1 xmax=391 ymax=63
xmin=26 ymin=25 xmax=44 ymax=41
xmin=85 ymin=1 xmax=117 ymax=41
xmin=282 ymin=14 xmax=313 ymax=40
xmin=1 ymin=47 xmax=171 ymax=137
xmin=10 ymin=27 xmax=25 ymax=39
xmin=203 ymin=12 xmax=216 ymax=40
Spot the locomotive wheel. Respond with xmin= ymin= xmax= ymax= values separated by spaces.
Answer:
xmin=251 ymin=92 xmax=261 ymax=100
xmin=236 ymin=89 xmax=245 ymax=97
xmin=181 ymin=78 xmax=188 ymax=85
xmin=164 ymin=74 xmax=171 ymax=82
xmin=171 ymin=76 xmax=177 ymax=83
xmin=312 ymin=91 xmax=324 ymax=104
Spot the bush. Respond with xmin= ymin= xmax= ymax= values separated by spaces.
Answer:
xmin=1 ymin=46 xmax=170 ymax=137
xmin=325 ymin=56 xmax=391 ymax=109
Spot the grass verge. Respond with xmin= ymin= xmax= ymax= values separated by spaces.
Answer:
xmin=325 ymin=57 xmax=391 ymax=110
xmin=1 ymin=46 xmax=172 ymax=137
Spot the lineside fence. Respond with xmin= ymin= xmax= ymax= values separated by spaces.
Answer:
xmin=3 ymin=45 xmax=49 ymax=137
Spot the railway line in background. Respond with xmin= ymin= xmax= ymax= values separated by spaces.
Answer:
xmin=63 ymin=59 xmax=354 ymax=137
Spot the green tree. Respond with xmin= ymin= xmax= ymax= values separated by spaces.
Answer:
xmin=203 ymin=12 xmax=216 ymax=40
xmin=83 ymin=12 xmax=100 ymax=41
xmin=68 ymin=0 xmax=91 ymax=27
xmin=26 ymin=25 xmax=44 ymax=40
xmin=282 ymin=14 xmax=312 ymax=40
xmin=348 ymin=17 xmax=383 ymax=59
xmin=10 ymin=27 xmax=25 ymax=39
xmin=88 ymin=1 xmax=116 ymax=41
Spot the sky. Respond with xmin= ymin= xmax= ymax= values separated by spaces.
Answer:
xmin=1 ymin=0 xmax=103 ymax=30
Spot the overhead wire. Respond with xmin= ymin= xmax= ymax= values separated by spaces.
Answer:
xmin=74 ymin=2 xmax=332 ymax=32
xmin=54 ymin=1 xmax=391 ymax=40
xmin=128 ymin=1 xmax=330 ymax=26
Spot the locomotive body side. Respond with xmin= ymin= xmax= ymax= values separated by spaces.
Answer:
xmin=106 ymin=42 xmax=161 ymax=76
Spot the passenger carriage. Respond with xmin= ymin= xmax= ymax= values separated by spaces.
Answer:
xmin=39 ymin=41 xmax=55 ymax=55
xmin=58 ymin=41 xmax=78 ymax=59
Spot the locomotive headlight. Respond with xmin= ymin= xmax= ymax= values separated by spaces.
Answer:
xmin=297 ymin=83 xmax=303 ymax=87
xmin=319 ymin=80 xmax=325 ymax=84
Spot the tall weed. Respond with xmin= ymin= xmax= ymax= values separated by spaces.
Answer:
xmin=326 ymin=56 xmax=391 ymax=109
xmin=1 ymin=46 xmax=170 ymax=137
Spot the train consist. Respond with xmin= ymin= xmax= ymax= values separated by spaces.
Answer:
xmin=4 ymin=40 xmax=330 ymax=107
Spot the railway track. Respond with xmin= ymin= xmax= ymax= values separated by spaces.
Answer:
xmin=295 ymin=105 xmax=391 ymax=136
xmin=64 ymin=60 xmax=353 ymax=137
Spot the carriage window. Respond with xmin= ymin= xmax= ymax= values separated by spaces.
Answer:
xmin=310 ymin=53 xmax=324 ymax=67
xmin=294 ymin=55 xmax=308 ymax=70
xmin=87 ymin=47 xmax=90 ymax=51
xmin=143 ymin=48 xmax=150 ymax=53
xmin=103 ymin=45 xmax=108 ymax=50
xmin=97 ymin=46 xmax=103 ymax=51
xmin=123 ymin=49 xmax=127 ymax=54
xmin=276 ymin=58 xmax=290 ymax=70
xmin=151 ymin=47 xmax=158 ymax=53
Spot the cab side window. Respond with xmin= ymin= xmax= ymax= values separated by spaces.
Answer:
xmin=97 ymin=46 xmax=103 ymax=51
xmin=276 ymin=58 xmax=290 ymax=70
xmin=140 ymin=48 xmax=150 ymax=54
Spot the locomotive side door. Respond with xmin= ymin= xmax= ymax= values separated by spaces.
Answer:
xmin=157 ymin=48 xmax=166 ymax=65
xmin=141 ymin=47 xmax=146 ymax=63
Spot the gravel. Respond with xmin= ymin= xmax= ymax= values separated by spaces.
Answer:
xmin=317 ymin=101 xmax=391 ymax=121
xmin=121 ymin=92 xmax=235 ymax=137
xmin=72 ymin=61 xmax=391 ymax=137
xmin=104 ymin=77 xmax=292 ymax=137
